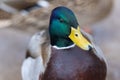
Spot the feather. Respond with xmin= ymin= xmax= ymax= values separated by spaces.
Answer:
xmin=21 ymin=30 xmax=51 ymax=80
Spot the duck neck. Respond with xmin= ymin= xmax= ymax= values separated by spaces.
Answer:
xmin=50 ymin=37 xmax=74 ymax=48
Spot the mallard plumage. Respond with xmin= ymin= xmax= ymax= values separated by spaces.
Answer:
xmin=22 ymin=6 xmax=107 ymax=80
xmin=42 ymin=31 xmax=107 ymax=80
xmin=43 ymin=46 xmax=106 ymax=80
xmin=42 ymin=6 xmax=107 ymax=80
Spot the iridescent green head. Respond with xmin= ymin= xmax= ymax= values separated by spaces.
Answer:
xmin=49 ymin=6 xmax=92 ymax=50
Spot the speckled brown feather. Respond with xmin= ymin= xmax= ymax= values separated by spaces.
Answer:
xmin=42 ymin=46 xmax=106 ymax=80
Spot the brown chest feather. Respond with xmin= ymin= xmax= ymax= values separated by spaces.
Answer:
xmin=42 ymin=46 xmax=106 ymax=80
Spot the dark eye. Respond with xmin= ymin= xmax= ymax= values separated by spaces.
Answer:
xmin=58 ymin=18 xmax=64 ymax=23
xmin=75 ymin=33 xmax=78 ymax=37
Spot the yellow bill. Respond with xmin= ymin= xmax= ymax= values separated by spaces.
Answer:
xmin=69 ymin=26 xmax=93 ymax=50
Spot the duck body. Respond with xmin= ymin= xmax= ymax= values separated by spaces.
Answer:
xmin=42 ymin=45 xmax=106 ymax=80
xmin=21 ymin=6 xmax=107 ymax=80
xmin=40 ymin=6 xmax=107 ymax=80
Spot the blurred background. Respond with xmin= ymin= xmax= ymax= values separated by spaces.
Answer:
xmin=0 ymin=0 xmax=119 ymax=80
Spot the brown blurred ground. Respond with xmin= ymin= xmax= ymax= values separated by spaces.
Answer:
xmin=0 ymin=0 xmax=120 ymax=80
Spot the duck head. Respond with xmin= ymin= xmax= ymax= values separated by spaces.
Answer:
xmin=49 ymin=6 xmax=92 ymax=50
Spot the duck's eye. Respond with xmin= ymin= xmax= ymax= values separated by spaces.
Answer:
xmin=58 ymin=18 xmax=64 ymax=23
xmin=75 ymin=33 xmax=79 ymax=37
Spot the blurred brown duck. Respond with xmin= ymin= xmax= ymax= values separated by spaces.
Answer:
xmin=0 ymin=0 xmax=113 ymax=33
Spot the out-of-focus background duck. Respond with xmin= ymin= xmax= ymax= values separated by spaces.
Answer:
xmin=0 ymin=0 xmax=113 ymax=33
xmin=22 ymin=30 xmax=51 ymax=80
xmin=1 ymin=0 xmax=120 ymax=80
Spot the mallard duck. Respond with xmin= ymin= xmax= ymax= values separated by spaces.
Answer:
xmin=22 ymin=6 xmax=107 ymax=80
xmin=42 ymin=6 xmax=107 ymax=80
xmin=21 ymin=30 xmax=51 ymax=80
